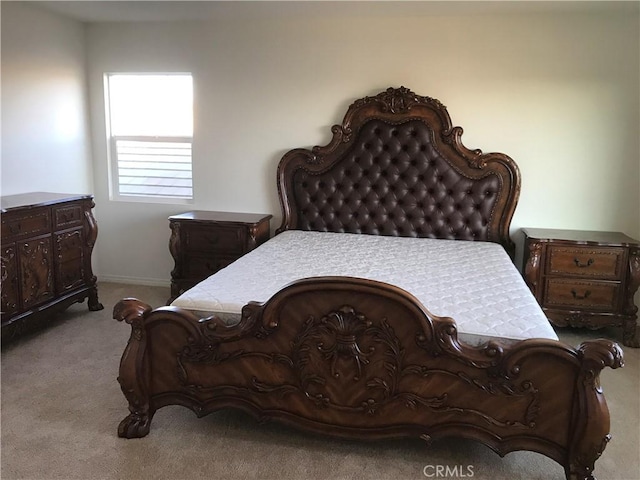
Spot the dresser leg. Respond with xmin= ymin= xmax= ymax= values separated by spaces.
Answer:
xmin=88 ymin=286 xmax=104 ymax=311
xmin=622 ymin=320 xmax=640 ymax=348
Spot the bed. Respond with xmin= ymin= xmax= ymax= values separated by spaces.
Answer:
xmin=115 ymin=87 xmax=623 ymax=480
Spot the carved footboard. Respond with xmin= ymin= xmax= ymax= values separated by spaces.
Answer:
xmin=115 ymin=277 xmax=622 ymax=480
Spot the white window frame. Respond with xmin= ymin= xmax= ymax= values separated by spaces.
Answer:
xmin=104 ymin=73 xmax=194 ymax=204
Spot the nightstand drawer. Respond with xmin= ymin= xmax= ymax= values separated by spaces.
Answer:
xmin=543 ymin=279 xmax=619 ymax=311
xmin=185 ymin=255 xmax=237 ymax=279
xmin=547 ymin=246 xmax=624 ymax=279
xmin=185 ymin=225 xmax=245 ymax=254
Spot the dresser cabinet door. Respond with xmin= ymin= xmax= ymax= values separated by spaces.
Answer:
xmin=19 ymin=237 xmax=54 ymax=309
xmin=55 ymin=229 xmax=86 ymax=292
xmin=1 ymin=244 xmax=19 ymax=316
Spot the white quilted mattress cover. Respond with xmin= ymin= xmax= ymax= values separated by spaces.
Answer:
xmin=172 ymin=230 xmax=557 ymax=346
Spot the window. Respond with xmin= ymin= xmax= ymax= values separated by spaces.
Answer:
xmin=105 ymin=73 xmax=193 ymax=202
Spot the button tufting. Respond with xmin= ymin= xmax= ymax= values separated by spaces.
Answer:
xmin=290 ymin=120 xmax=502 ymax=243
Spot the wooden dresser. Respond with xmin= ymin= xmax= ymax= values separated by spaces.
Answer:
xmin=521 ymin=228 xmax=640 ymax=347
xmin=1 ymin=192 xmax=103 ymax=342
xmin=168 ymin=211 xmax=272 ymax=301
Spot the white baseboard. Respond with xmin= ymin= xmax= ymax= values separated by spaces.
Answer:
xmin=97 ymin=274 xmax=171 ymax=288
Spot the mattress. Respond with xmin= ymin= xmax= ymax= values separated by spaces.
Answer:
xmin=172 ymin=230 xmax=558 ymax=346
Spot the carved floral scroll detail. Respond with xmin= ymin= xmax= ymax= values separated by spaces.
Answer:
xmin=524 ymin=241 xmax=542 ymax=294
xmin=577 ymin=340 xmax=624 ymax=391
xmin=568 ymin=340 xmax=624 ymax=480
xmin=353 ymin=86 xmax=445 ymax=114
xmin=1 ymin=247 xmax=18 ymax=313
xmin=178 ymin=305 xmax=539 ymax=427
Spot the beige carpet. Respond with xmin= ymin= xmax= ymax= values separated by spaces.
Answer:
xmin=2 ymin=282 xmax=639 ymax=480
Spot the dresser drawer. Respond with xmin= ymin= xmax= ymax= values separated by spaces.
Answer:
xmin=543 ymin=279 xmax=619 ymax=311
xmin=54 ymin=204 xmax=84 ymax=229
xmin=185 ymin=225 xmax=245 ymax=254
xmin=546 ymin=246 xmax=625 ymax=280
xmin=1 ymin=210 xmax=50 ymax=240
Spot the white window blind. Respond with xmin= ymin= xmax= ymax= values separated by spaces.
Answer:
xmin=106 ymin=74 xmax=193 ymax=201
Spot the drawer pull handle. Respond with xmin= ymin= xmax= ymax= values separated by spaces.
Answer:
xmin=574 ymin=258 xmax=594 ymax=268
xmin=571 ymin=289 xmax=591 ymax=300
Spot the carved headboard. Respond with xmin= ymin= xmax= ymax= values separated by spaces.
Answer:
xmin=276 ymin=87 xmax=521 ymax=256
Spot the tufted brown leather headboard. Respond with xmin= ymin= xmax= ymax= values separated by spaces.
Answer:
xmin=276 ymin=87 xmax=521 ymax=257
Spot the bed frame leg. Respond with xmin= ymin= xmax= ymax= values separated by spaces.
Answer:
xmin=565 ymin=340 xmax=624 ymax=480
xmin=114 ymin=299 xmax=154 ymax=438
xmin=565 ymin=435 xmax=610 ymax=480
xmin=117 ymin=410 xmax=153 ymax=439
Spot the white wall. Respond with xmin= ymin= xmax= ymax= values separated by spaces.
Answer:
xmin=1 ymin=2 xmax=93 ymax=196
xmin=86 ymin=5 xmax=640 ymax=285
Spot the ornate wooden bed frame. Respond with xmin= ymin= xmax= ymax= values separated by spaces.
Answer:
xmin=115 ymin=87 xmax=623 ymax=480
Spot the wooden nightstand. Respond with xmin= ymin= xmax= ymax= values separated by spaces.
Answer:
xmin=168 ymin=211 xmax=272 ymax=302
xmin=521 ymin=228 xmax=640 ymax=347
